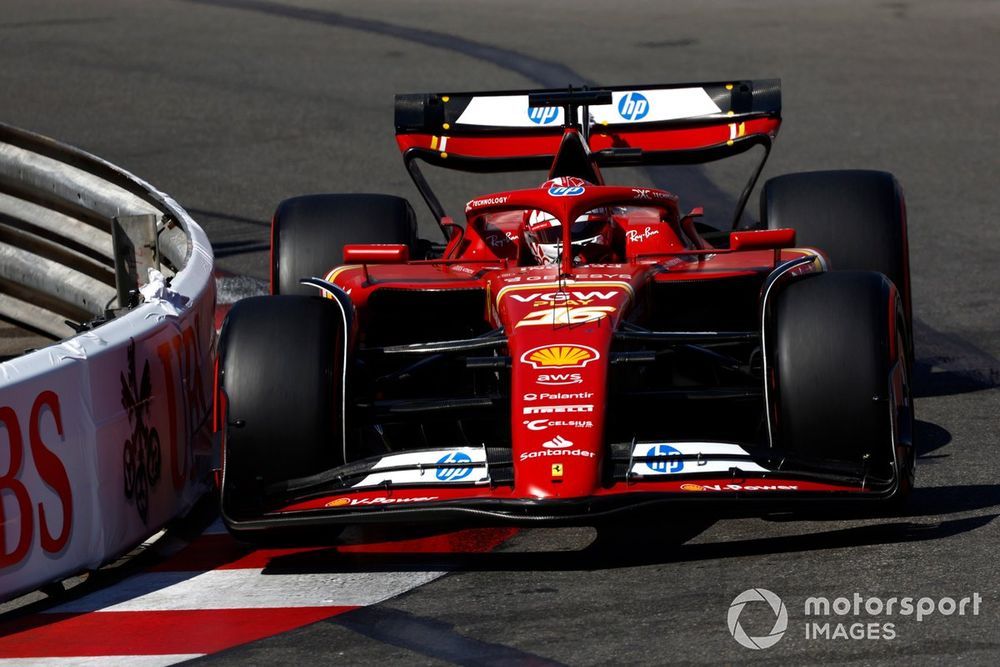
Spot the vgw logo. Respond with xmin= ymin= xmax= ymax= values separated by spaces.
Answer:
xmin=618 ymin=92 xmax=649 ymax=121
xmin=645 ymin=444 xmax=683 ymax=473
xmin=728 ymin=588 xmax=788 ymax=650
xmin=436 ymin=452 xmax=473 ymax=481
xmin=528 ymin=106 xmax=559 ymax=125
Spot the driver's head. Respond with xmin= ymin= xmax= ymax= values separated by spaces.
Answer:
xmin=523 ymin=177 xmax=613 ymax=265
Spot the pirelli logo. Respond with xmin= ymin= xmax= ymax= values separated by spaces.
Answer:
xmin=523 ymin=405 xmax=594 ymax=415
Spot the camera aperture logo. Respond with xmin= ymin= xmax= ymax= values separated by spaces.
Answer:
xmin=728 ymin=588 xmax=788 ymax=650
xmin=728 ymin=589 xmax=983 ymax=649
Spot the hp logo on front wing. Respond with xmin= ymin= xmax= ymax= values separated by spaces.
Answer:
xmin=436 ymin=452 xmax=473 ymax=481
xmin=646 ymin=444 xmax=683 ymax=473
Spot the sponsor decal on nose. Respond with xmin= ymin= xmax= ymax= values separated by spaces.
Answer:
xmin=542 ymin=435 xmax=574 ymax=449
xmin=521 ymin=344 xmax=599 ymax=369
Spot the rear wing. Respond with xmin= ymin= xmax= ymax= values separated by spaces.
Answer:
xmin=395 ymin=80 xmax=781 ymax=171
xmin=395 ymin=80 xmax=781 ymax=234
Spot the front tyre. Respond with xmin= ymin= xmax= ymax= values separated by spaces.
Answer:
xmin=217 ymin=295 xmax=349 ymax=532
xmin=771 ymin=271 xmax=913 ymax=503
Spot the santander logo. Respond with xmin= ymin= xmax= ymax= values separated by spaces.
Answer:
xmin=542 ymin=435 xmax=573 ymax=449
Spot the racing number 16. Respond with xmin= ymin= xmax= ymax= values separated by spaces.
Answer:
xmin=515 ymin=306 xmax=615 ymax=328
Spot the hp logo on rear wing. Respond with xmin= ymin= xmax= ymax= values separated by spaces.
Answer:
xmin=528 ymin=106 xmax=560 ymax=125
xmin=618 ymin=92 xmax=650 ymax=121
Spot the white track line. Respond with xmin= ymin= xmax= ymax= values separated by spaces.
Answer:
xmin=48 ymin=568 xmax=448 ymax=613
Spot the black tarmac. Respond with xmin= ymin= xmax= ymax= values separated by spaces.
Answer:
xmin=2 ymin=1 xmax=998 ymax=663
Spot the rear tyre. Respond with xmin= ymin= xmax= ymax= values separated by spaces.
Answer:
xmin=772 ymin=271 xmax=913 ymax=502
xmin=761 ymin=170 xmax=912 ymax=363
xmin=218 ymin=295 xmax=349 ymax=530
xmin=271 ymin=193 xmax=418 ymax=295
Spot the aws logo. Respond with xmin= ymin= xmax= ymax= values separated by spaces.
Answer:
xmin=521 ymin=345 xmax=599 ymax=369
xmin=536 ymin=372 xmax=583 ymax=386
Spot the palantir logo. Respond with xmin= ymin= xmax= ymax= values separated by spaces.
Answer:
xmin=728 ymin=588 xmax=788 ymax=650
xmin=528 ymin=106 xmax=559 ymax=125
xmin=436 ymin=452 xmax=473 ymax=481
xmin=645 ymin=444 xmax=683 ymax=473
xmin=618 ymin=92 xmax=649 ymax=121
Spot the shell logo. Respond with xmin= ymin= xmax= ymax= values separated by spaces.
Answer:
xmin=521 ymin=345 xmax=599 ymax=369
xmin=680 ymin=483 xmax=706 ymax=491
xmin=325 ymin=498 xmax=351 ymax=507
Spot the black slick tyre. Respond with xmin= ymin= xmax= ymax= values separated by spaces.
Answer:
xmin=217 ymin=295 xmax=348 ymax=528
xmin=761 ymin=170 xmax=912 ymax=364
xmin=771 ymin=271 xmax=913 ymax=502
xmin=271 ymin=193 xmax=418 ymax=295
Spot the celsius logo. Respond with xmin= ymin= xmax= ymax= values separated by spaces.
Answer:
xmin=436 ymin=452 xmax=473 ymax=481
xmin=618 ymin=92 xmax=649 ymax=121
xmin=728 ymin=588 xmax=788 ymax=650
xmin=645 ymin=444 xmax=683 ymax=473
xmin=528 ymin=106 xmax=559 ymax=125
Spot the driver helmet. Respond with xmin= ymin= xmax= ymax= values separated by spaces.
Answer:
xmin=523 ymin=177 xmax=613 ymax=265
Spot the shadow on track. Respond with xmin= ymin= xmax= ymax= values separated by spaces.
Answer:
xmin=913 ymin=318 xmax=1000 ymax=398
xmin=258 ymin=483 xmax=1000 ymax=575
xmin=211 ymin=240 xmax=271 ymax=258
xmin=915 ymin=418 xmax=952 ymax=458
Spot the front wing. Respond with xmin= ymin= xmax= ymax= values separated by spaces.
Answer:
xmin=222 ymin=441 xmax=903 ymax=533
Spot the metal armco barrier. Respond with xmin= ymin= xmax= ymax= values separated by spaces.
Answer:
xmin=0 ymin=123 xmax=216 ymax=601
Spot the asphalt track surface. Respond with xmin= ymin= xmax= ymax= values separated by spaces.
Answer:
xmin=2 ymin=0 xmax=999 ymax=663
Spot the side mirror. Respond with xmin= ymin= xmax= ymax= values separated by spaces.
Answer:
xmin=343 ymin=244 xmax=410 ymax=264
xmin=729 ymin=228 xmax=796 ymax=252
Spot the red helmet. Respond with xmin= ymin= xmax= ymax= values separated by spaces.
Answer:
xmin=523 ymin=177 xmax=613 ymax=265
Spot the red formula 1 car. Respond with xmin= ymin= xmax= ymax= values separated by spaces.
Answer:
xmin=216 ymin=81 xmax=914 ymax=540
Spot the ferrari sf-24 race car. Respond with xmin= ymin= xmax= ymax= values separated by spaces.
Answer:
xmin=216 ymin=80 xmax=914 ymax=540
